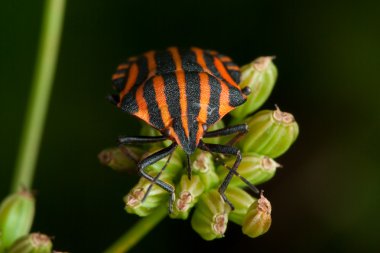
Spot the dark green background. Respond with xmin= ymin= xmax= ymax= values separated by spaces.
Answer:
xmin=1 ymin=0 xmax=379 ymax=252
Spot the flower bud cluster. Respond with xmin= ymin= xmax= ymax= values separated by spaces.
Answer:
xmin=100 ymin=56 xmax=298 ymax=240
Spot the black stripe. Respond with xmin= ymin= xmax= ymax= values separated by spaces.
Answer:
xmin=179 ymin=48 xmax=203 ymax=72
xmin=112 ymin=69 xmax=129 ymax=92
xmin=135 ymin=55 xmax=149 ymax=85
xmin=143 ymin=78 xmax=165 ymax=129
xmin=120 ymin=63 xmax=139 ymax=113
xmin=155 ymin=50 xmax=176 ymax=75
xmin=185 ymin=72 xmax=201 ymax=139
xmin=227 ymin=83 xmax=246 ymax=107
xmin=163 ymin=73 xmax=187 ymax=143
xmin=203 ymin=52 xmax=222 ymax=80
xmin=206 ymin=75 xmax=221 ymax=125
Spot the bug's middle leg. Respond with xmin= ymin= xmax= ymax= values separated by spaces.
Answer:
xmin=137 ymin=143 xmax=177 ymax=213
xmin=204 ymin=124 xmax=248 ymax=145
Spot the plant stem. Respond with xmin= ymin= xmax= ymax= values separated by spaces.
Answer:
xmin=104 ymin=207 xmax=167 ymax=253
xmin=11 ymin=0 xmax=66 ymax=192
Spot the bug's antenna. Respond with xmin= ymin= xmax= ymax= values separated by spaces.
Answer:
xmin=186 ymin=155 xmax=192 ymax=180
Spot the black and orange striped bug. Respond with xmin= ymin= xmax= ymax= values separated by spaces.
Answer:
xmin=108 ymin=47 xmax=259 ymax=212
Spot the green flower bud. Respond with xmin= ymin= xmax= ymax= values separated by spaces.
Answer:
xmin=124 ymin=174 xmax=172 ymax=217
xmin=0 ymin=233 xmax=4 ymax=252
xmin=191 ymin=151 xmax=219 ymax=190
xmin=170 ymin=175 xmax=205 ymax=220
xmin=0 ymin=191 xmax=35 ymax=249
xmin=242 ymin=193 xmax=272 ymax=238
xmin=225 ymin=187 xmax=256 ymax=225
xmin=98 ymin=146 xmax=144 ymax=172
xmin=143 ymin=147 xmax=183 ymax=180
xmin=231 ymin=56 xmax=277 ymax=120
xmin=8 ymin=233 xmax=52 ymax=253
xmin=217 ymin=153 xmax=281 ymax=187
xmin=239 ymin=107 xmax=299 ymax=158
xmin=140 ymin=124 xmax=171 ymax=147
xmin=191 ymin=190 xmax=230 ymax=240
xmin=205 ymin=120 xmax=225 ymax=144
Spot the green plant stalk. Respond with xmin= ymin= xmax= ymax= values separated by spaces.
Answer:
xmin=11 ymin=0 xmax=66 ymax=192
xmin=104 ymin=206 xmax=167 ymax=253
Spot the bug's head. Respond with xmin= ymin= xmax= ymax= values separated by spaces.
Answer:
xmin=167 ymin=118 xmax=205 ymax=155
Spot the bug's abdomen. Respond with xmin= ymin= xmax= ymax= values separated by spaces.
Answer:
xmin=111 ymin=47 xmax=245 ymax=130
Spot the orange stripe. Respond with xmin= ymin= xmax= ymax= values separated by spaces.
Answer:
xmin=220 ymin=56 xmax=232 ymax=62
xmin=118 ymin=63 xmax=138 ymax=106
xmin=214 ymin=58 xmax=240 ymax=89
xmin=168 ymin=48 xmax=190 ymax=138
xmin=117 ymin=63 xmax=129 ymax=70
xmin=133 ymin=83 xmax=149 ymax=123
xmin=112 ymin=73 xmax=125 ymax=80
xmin=197 ymin=72 xmax=210 ymax=124
xmin=168 ymin=47 xmax=182 ymax=70
xmin=191 ymin=47 xmax=213 ymax=75
xmin=153 ymin=75 xmax=172 ymax=128
xmin=144 ymin=50 xmax=156 ymax=76
xmin=175 ymin=70 xmax=189 ymax=138
xmin=218 ymin=80 xmax=234 ymax=118
xmin=227 ymin=65 xmax=240 ymax=71
xmin=208 ymin=50 xmax=219 ymax=56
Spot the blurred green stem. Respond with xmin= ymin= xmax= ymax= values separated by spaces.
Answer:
xmin=11 ymin=0 xmax=66 ymax=192
xmin=104 ymin=206 xmax=167 ymax=253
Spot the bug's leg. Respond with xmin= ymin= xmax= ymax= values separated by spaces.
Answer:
xmin=142 ymin=151 xmax=174 ymax=202
xmin=118 ymin=135 xmax=167 ymax=144
xmin=199 ymin=141 xmax=247 ymax=211
xmin=137 ymin=143 xmax=177 ymax=213
xmin=204 ymin=123 xmax=248 ymax=146
xmin=204 ymin=124 xmax=248 ymax=138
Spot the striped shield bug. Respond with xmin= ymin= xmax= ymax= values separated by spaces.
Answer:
xmin=108 ymin=47 xmax=258 ymax=213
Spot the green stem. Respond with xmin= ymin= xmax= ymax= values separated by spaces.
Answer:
xmin=11 ymin=0 xmax=66 ymax=192
xmin=104 ymin=207 xmax=167 ymax=253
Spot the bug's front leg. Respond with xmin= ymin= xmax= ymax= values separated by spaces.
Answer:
xmin=137 ymin=143 xmax=177 ymax=213
xmin=118 ymin=135 xmax=167 ymax=144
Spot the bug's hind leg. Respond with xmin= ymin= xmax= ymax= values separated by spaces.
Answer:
xmin=199 ymin=141 xmax=243 ymax=210
xmin=199 ymin=141 xmax=260 ymax=210
xmin=137 ymin=143 xmax=177 ymax=213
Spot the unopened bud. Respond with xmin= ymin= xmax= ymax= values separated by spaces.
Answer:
xmin=240 ymin=107 xmax=299 ymax=158
xmin=225 ymin=187 xmax=256 ymax=225
xmin=0 ymin=191 xmax=35 ymax=248
xmin=124 ymin=174 xmax=172 ymax=217
xmin=191 ymin=151 xmax=219 ymax=190
xmin=191 ymin=190 xmax=230 ymax=240
xmin=242 ymin=193 xmax=272 ymax=238
xmin=98 ymin=146 xmax=143 ymax=172
xmin=217 ymin=153 xmax=281 ymax=187
xmin=170 ymin=175 xmax=205 ymax=220
xmin=140 ymin=124 xmax=171 ymax=147
xmin=231 ymin=56 xmax=277 ymax=120
xmin=8 ymin=233 xmax=52 ymax=253
xmin=205 ymin=120 xmax=225 ymax=144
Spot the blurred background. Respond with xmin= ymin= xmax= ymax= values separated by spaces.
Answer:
xmin=1 ymin=0 xmax=379 ymax=252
